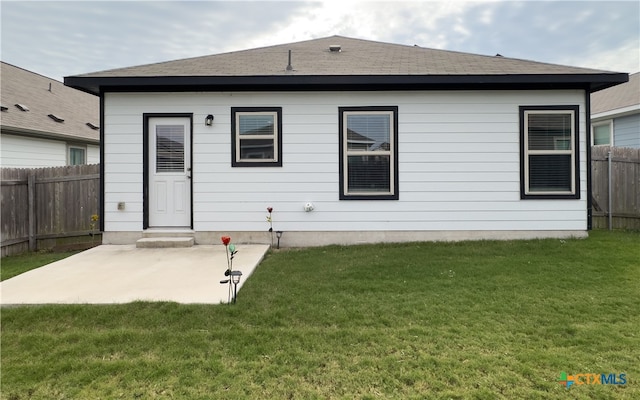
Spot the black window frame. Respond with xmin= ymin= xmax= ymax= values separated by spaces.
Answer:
xmin=231 ymin=107 xmax=282 ymax=167
xmin=519 ymin=105 xmax=580 ymax=199
xmin=339 ymin=106 xmax=399 ymax=200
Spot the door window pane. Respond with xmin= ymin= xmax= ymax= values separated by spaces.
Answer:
xmin=156 ymin=125 xmax=185 ymax=172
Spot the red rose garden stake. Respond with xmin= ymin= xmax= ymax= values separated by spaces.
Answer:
xmin=220 ymin=236 xmax=238 ymax=303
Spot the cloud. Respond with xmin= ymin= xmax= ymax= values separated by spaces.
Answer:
xmin=564 ymin=37 xmax=639 ymax=73
xmin=1 ymin=0 xmax=638 ymax=82
xmin=238 ymin=1 xmax=486 ymax=51
xmin=1 ymin=1 xmax=313 ymax=79
xmin=426 ymin=0 xmax=639 ymax=72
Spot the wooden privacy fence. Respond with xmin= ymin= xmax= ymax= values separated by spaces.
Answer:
xmin=1 ymin=164 xmax=100 ymax=257
xmin=591 ymin=146 xmax=640 ymax=230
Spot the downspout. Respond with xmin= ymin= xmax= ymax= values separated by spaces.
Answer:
xmin=99 ymin=90 xmax=105 ymax=233
xmin=585 ymin=89 xmax=593 ymax=230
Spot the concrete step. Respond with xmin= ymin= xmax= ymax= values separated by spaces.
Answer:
xmin=136 ymin=237 xmax=194 ymax=248
xmin=142 ymin=229 xmax=195 ymax=238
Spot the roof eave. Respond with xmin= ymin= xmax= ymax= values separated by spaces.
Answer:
xmin=592 ymin=104 xmax=640 ymax=120
xmin=1 ymin=125 xmax=100 ymax=145
xmin=65 ymin=73 xmax=629 ymax=95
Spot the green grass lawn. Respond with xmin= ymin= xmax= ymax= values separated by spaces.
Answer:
xmin=1 ymin=231 xmax=639 ymax=399
xmin=1 ymin=251 xmax=79 ymax=281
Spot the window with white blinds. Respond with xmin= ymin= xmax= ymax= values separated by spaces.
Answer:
xmin=339 ymin=107 xmax=398 ymax=200
xmin=156 ymin=125 xmax=185 ymax=173
xmin=231 ymin=107 xmax=282 ymax=167
xmin=520 ymin=106 xmax=579 ymax=199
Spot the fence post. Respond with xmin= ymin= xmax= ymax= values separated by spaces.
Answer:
xmin=28 ymin=172 xmax=37 ymax=251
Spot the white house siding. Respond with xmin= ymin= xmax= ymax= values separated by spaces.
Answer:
xmin=0 ymin=134 xmax=100 ymax=168
xmin=613 ymin=114 xmax=640 ymax=148
xmin=87 ymin=145 xmax=100 ymax=164
xmin=1 ymin=134 xmax=67 ymax=167
xmin=102 ymin=90 xmax=588 ymax=245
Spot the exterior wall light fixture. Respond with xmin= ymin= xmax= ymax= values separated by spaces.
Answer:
xmin=205 ymin=114 xmax=214 ymax=126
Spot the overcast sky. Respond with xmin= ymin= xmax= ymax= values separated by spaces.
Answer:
xmin=1 ymin=1 xmax=638 ymax=82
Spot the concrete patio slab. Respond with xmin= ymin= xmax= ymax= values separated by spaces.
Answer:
xmin=0 ymin=244 xmax=269 ymax=305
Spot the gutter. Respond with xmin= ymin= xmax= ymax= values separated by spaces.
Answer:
xmin=591 ymin=104 xmax=640 ymax=120
xmin=1 ymin=126 xmax=100 ymax=145
xmin=65 ymin=73 xmax=629 ymax=96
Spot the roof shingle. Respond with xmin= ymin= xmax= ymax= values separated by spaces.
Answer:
xmin=1 ymin=62 xmax=99 ymax=143
xmin=65 ymin=35 xmax=628 ymax=95
xmin=591 ymin=72 xmax=640 ymax=114
xmin=73 ymin=35 xmax=617 ymax=78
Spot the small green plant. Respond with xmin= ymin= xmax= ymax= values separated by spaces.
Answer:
xmin=89 ymin=214 xmax=99 ymax=244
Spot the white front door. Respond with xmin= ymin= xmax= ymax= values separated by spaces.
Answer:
xmin=149 ymin=117 xmax=191 ymax=227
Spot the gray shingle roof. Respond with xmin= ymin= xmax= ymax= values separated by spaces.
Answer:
xmin=591 ymin=72 xmax=640 ymax=114
xmin=65 ymin=35 xmax=628 ymax=95
xmin=74 ymin=35 xmax=616 ymax=77
xmin=2 ymin=62 xmax=99 ymax=143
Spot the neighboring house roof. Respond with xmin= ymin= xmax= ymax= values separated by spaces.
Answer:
xmin=1 ymin=61 xmax=99 ymax=144
xmin=591 ymin=72 xmax=640 ymax=117
xmin=65 ymin=35 xmax=627 ymax=95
